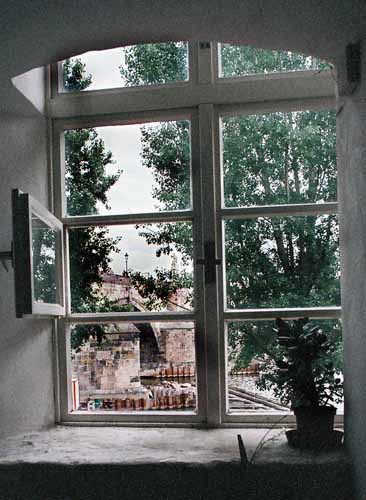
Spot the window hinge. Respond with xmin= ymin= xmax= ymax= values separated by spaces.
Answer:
xmin=0 ymin=243 xmax=14 ymax=272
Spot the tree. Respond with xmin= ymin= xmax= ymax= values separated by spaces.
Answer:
xmin=63 ymin=58 xmax=128 ymax=349
xmin=222 ymin=110 xmax=339 ymax=310
xmin=63 ymin=59 xmax=92 ymax=91
xmin=120 ymin=44 xmax=342 ymax=370
xmin=120 ymin=42 xmax=187 ymax=86
xmin=32 ymin=223 xmax=57 ymax=303
xmin=129 ymin=122 xmax=193 ymax=310
xmin=220 ymin=44 xmax=331 ymax=77
xmin=122 ymin=43 xmax=192 ymax=309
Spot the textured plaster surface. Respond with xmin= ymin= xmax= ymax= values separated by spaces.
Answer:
xmin=0 ymin=115 xmax=55 ymax=437
xmin=0 ymin=427 xmax=353 ymax=500
xmin=0 ymin=1 xmax=363 ymax=115
xmin=0 ymin=426 xmax=349 ymax=466
xmin=337 ymin=54 xmax=366 ymax=500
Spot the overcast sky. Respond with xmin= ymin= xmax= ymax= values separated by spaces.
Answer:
xmin=74 ymin=47 xmax=127 ymax=90
xmin=69 ymin=49 xmax=190 ymax=275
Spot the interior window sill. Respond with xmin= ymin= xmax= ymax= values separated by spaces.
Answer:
xmin=0 ymin=426 xmax=349 ymax=467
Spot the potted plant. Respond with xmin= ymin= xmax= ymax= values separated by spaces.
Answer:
xmin=256 ymin=317 xmax=343 ymax=449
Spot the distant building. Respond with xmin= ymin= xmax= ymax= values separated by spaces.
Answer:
xmin=71 ymin=272 xmax=195 ymax=404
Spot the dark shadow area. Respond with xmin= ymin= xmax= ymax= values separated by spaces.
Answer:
xmin=0 ymin=461 xmax=354 ymax=500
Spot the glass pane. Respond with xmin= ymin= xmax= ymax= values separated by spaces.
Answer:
xmin=219 ymin=44 xmax=331 ymax=77
xmin=65 ymin=120 xmax=191 ymax=216
xmin=69 ymin=222 xmax=193 ymax=313
xmin=227 ymin=320 xmax=343 ymax=414
xmin=32 ymin=215 xmax=58 ymax=304
xmin=70 ymin=321 xmax=196 ymax=412
xmin=221 ymin=110 xmax=336 ymax=207
xmin=62 ymin=42 xmax=188 ymax=93
xmin=225 ymin=215 xmax=340 ymax=309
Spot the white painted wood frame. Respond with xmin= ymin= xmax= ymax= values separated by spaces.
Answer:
xmin=12 ymin=189 xmax=65 ymax=317
xmin=50 ymin=41 xmax=341 ymax=426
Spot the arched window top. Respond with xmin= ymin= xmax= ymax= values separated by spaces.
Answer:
xmin=59 ymin=41 xmax=331 ymax=94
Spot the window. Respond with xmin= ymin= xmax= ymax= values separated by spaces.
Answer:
xmin=47 ymin=42 xmax=340 ymax=425
xmin=12 ymin=189 xmax=65 ymax=317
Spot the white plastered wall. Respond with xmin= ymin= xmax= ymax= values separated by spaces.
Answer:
xmin=0 ymin=114 xmax=55 ymax=435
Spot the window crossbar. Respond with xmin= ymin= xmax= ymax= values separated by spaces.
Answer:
xmin=221 ymin=202 xmax=338 ymax=220
xmin=224 ymin=306 xmax=341 ymax=321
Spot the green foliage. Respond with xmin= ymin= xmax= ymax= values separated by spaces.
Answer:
xmin=131 ymin=221 xmax=193 ymax=309
xmin=63 ymin=59 xmax=128 ymax=348
xmin=67 ymin=226 xmax=121 ymax=312
xmin=136 ymin=222 xmax=193 ymax=262
xmin=140 ymin=121 xmax=191 ymax=210
xmin=256 ymin=318 xmax=343 ymax=408
xmin=224 ymin=109 xmax=339 ymax=369
xmin=120 ymin=43 xmax=342 ymax=376
xmin=226 ymin=214 xmax=340 ymax=310
xmin=65 ymin=128 xmax=120 ymax=216
xmin=63 ymin=59 xmax=92 ymax=91
xmin=228 ymin=322 xmax=276 ymax=369
xmin=131 ymin=268 xmax=192 ymax=310
xmin=220 ymin=44 xmax=331 ymax=77
xmin=120 ymin=42 xmax=187 ymax=86
xmin=131 ymin=119 xmax=192 ymax=300
xmin=222 ymin=111 xmax=337 ymax=207
xmin=32 ymin=225 xmax=57 ymax=303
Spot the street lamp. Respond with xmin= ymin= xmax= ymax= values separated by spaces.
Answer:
xmin=124 ymin=252 xmax=129 ymax=274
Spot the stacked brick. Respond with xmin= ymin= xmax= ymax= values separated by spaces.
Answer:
xmin=80 ymin=383 xmax=196 ymax=411
xmin=148 ymin=384 xmax=196 ymax=410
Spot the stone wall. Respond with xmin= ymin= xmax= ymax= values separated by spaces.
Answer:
xmin=72 ymin=324 xmax=140 ymax=403
xmin=140 ymin=322 xmax=195 ymax=378
xmin=161 ymin=324 xmax=195 ymax=365
xmin=101 ymin=273 xmax=131 ymax=303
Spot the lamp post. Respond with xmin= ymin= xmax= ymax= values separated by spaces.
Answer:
xmin=124 ymin=252 xmax=129 ymax=275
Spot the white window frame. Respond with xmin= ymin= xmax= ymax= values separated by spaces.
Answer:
xmin=12 ymin=189 xmax=65 ymax=318
xmin=48 ymin=41 xmax=341 ymax=427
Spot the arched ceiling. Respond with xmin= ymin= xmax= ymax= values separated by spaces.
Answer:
xmin=1 ymin=0 xmax=363 ymax=115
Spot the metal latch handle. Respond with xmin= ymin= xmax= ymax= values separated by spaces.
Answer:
xmin=196 ymin=241 xmax=221 ymax=284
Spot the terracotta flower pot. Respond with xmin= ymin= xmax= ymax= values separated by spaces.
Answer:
xmin=294 ymin=405 xmax=336 ymax=433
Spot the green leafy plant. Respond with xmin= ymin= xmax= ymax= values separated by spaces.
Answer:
xmin=256 ymin=318 xmax=343 ymax=409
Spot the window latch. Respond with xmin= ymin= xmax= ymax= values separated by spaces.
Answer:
xmin=196 ymin=241 xmax=221 ymax=284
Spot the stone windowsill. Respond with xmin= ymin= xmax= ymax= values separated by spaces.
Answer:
xmin=0 ymin=427 xmax=354 ymax=500
xmin=0 ymin=426 xmax=349 ymax=466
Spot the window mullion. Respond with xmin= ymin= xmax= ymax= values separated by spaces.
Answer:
xmin=198 ymin=42 xmax=214 ymax=84
xmin=199 ymin=103 xmax=221 ymax=426
xmin=213 ymin=108 xmax=228 ymax=424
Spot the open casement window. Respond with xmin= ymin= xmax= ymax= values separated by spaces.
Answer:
xmin=12 ymin=189 xmax=65 ymax=318
xmin=49 ymin=41 xmax=342 ymax=426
